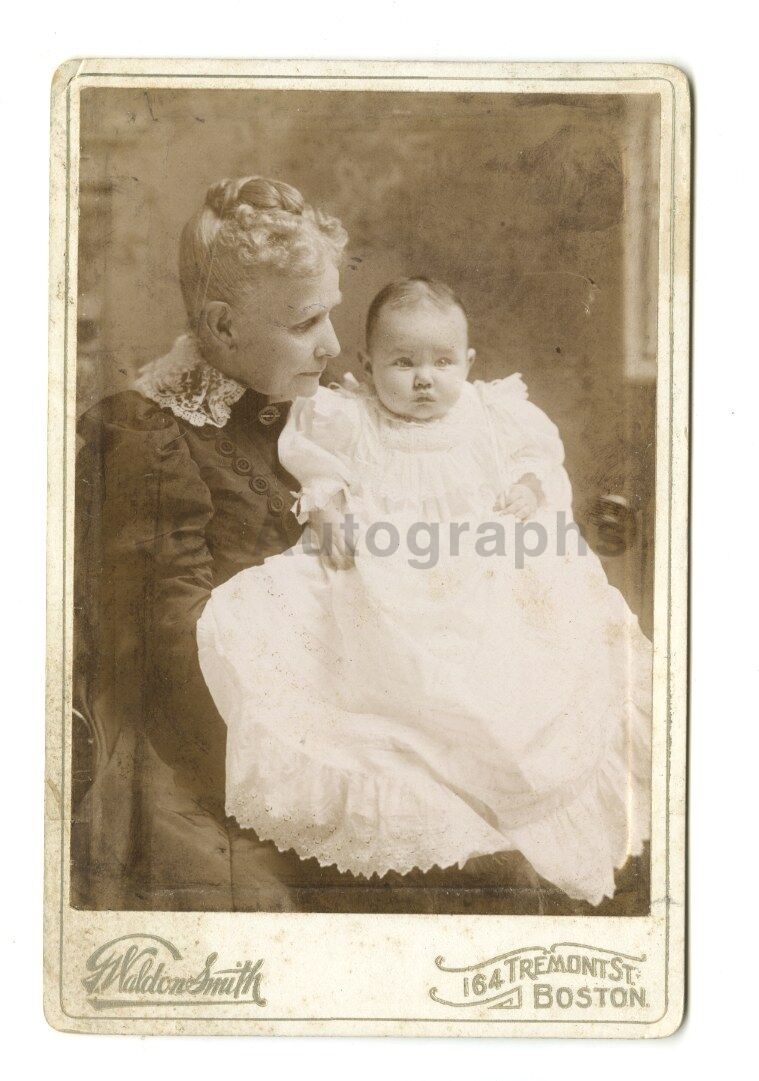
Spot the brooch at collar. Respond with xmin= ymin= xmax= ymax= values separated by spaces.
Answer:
xmin=257 ymin=404 xmax=281 ymax=427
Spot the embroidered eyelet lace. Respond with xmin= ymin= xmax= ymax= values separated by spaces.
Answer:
xmin=196 ymin=371 xmax=653 ymax=904
xmin=134 ymin=334 xmax=246 ymax=428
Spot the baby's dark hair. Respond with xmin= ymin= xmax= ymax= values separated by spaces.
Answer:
xmin=365 ymin=277 xmax=468 ymax=348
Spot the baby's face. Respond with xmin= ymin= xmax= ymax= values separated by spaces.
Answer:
xmin=364 ymin=302 xmax=475 ymax=421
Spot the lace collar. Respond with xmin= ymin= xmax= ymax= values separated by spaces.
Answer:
xmin=134 ymin=334 xmax=247 ymax=428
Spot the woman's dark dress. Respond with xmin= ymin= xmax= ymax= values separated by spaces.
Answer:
xmin=72 ymin=386 xmax=308 ymax=911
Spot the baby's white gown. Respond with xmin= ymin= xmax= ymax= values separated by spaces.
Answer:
xmin=197 ymin=376 xmax=651 ymax=905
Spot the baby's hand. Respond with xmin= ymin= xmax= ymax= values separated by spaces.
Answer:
xmin=308 ymin=495 xmax=357 ymax=570
xmin=495 ymin=482 xmax=540 ymax=521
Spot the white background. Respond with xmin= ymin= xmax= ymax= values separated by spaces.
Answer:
xmin=3 ymin=0 xmax=754 ymax=1073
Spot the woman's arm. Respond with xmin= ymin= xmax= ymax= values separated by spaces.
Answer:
xmin=306 ymin=488 xmax=358 ymax=569
xmin=76 ymin=391 xmax=227 ymax=810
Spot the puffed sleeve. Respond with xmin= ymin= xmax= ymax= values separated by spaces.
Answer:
xmin=475 ymin=374 xmax=574 ymax=514
xmin=75 ymin=391 xmax=226 ymax=808
xmin=278 ymin=385 xmax=362 ymax=521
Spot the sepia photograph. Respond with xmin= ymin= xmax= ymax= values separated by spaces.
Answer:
xmin=45 ymin=59 xmax=689 ymax=1035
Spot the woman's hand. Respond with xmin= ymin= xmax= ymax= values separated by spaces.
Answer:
xmin=308 ymin=493 xmax=357 ymax=570
xmin=494 ymin=477 xmax=541 ymax=521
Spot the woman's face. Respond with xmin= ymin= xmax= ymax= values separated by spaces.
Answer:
xmin=212 ymin=259 xmax=343 ymax=401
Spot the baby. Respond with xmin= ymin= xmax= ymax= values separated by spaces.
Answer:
xmin=311 ymin=279 xmax=541 ymax=568
xmin=198 ymin=277 xmax=651 ymax=906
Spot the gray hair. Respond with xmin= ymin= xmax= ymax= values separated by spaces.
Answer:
xmin=179 ymin=176 xmax=348 ymax=329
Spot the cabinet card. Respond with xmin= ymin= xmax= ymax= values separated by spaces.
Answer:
xmin=45 ymin=59 xmax=689 ymax=1037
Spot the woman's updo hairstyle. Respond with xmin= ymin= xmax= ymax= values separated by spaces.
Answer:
xmin=179 ymin=175 xmax=348 ymax=330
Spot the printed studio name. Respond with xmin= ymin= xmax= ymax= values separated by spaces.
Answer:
xmin=82 ymin=934 xmax=266 ymax=1008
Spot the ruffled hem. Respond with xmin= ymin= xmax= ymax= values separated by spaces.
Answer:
xmin=223 ymin=708 xmax=510 ymax=878
xmin=221 ymin=696 xmax=650 ymax=904
xmin=507 ymin=704 xmax=650 ymax=905
xmin=226 ymin=785 xmax=501 ymax=881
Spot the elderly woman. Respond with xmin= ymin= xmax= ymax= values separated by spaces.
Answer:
xmin=73 ymin=175 xmax=345 ymax=909
xmin=72 ymin=175 xmax=546 ymax=914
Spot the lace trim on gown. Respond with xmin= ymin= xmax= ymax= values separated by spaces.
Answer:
xmin=196 ymin=372 xmax=652 ymax=904
xmin=134 ymin=334 xmax=246 ymax=428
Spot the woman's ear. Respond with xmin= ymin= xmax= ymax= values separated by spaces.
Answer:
xmin=201 ymin=301 xmax=236 ymax=352
xmin=466 ymin=347 xmax=476 ymax=371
